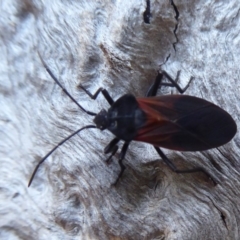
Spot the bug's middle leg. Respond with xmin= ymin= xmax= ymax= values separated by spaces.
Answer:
xmin=146 ymin=70 xmax=194 ymax=97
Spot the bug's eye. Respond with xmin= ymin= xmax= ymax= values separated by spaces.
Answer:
xmin=110 ymin=121 xmax=117 ymax=129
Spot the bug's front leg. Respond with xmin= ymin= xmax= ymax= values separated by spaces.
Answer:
xmin=112 ymin=142 xmax=130 ymax=186
xmin=79 ymin=85 xmax=114 ymax=106
xmin=104 ymin=138 xmax=120 ymax=164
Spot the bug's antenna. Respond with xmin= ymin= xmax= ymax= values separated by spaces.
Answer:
xmin=28 ymin=125 xmax=97 ymax=187
xmin=37 ymin=51 xmax=97 ymax=116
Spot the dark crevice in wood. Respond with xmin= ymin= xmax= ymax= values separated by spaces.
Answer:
xmin=143 ymin=0 xmax=151 ymax=24
xmin=159 ymin=53 xmax=171 ymax=68
xmin=207 ymin=197 xmax=228 ymax=231
xmin=170 ymin=0 xmax=179 ymax=52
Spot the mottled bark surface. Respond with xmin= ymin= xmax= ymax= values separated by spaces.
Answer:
xmin=0 ymin=0 xmax=239 ymax=239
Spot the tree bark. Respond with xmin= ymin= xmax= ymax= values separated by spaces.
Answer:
xmin=0 ymin=0 xmax=239 ymax=239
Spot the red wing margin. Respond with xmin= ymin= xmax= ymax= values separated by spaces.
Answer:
xmin=135 ymin=95 xmax=236 ymax=151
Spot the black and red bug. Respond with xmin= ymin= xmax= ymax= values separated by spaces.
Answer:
xmin=28 ymin=53 xmax=237 ymax=187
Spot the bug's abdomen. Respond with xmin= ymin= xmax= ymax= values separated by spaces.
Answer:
xmin=134 ymin=95 xmax=237 ymax=151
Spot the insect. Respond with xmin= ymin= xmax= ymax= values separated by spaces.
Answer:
xmin=28 ymin=53 xmax=237 ymax=187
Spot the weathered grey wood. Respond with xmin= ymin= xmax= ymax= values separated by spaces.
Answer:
xmin=0 ymin=0 xmax=239 ymax=239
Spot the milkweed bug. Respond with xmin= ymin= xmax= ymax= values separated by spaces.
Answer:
xmin=28 ymin=52 xmax=237 ymax=187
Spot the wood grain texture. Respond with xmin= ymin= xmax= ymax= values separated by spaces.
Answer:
xmin=0 ymin=0 xmax=239 ymax=239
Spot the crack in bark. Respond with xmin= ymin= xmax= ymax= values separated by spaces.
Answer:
xmin=207 ymin=197 xmax=228 ymax=230
xmin=159 ymin=53 xmax=171 ymax=68
xmin=143 ymin=0 xmax=151 ymax=24
xmin=170 ymin=0 xmax=179 ymax=52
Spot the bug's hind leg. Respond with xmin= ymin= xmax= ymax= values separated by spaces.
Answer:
xmin=146 ymin=70 xmax=194 ymax=97
xmin=154 ymin=147 xmax=217 ymax=185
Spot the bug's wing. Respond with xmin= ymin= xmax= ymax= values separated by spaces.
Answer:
xmin=135 ymin=95 xmax=237 ymax=151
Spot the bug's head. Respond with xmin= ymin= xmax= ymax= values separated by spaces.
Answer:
xmin=94 ymin=109 xmax=109 ymax=130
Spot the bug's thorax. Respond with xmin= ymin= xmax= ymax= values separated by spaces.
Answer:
xmin=93 ymin=94 xmax=146 ymax=141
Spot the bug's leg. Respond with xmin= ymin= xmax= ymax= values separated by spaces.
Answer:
xmin=160 ymin=70 xmax=194 ymax=94
xmin=104 ymin=138 xmax=120 ymax=154
xmin=79 ymin=85 xmax=114 ymax=106
xmin=38 ymin=52 xmax=97 ymax=116
xmin=113 ymin=142 xmax=130 ymax=186
xmin=104 ymin=138 xmax=120 ymax=164
xmin=105 ymin=146 xmax=118 ymax=164
xmin=154 ymin=147 xmax=217 ymax=185
xmin=146 ymin=70 xmax=194 ymax=97
xmin=146 ymin=71 xmax=164 ymax=97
